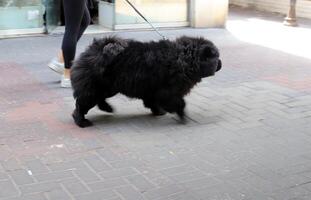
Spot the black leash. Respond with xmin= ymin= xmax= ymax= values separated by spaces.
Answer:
xmin=124 ymin=0 xmax=168 ymax=40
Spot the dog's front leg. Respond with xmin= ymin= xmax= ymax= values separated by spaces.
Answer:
xmin=143 ymin=98 xmax=166 ymax=116
xmin=72 ymin=97 xmax=96 ymax=128
xmin=173 ymin=97 xmax=186 ymax=124
xmin=157 ymin=92 xmax=187 ymax=124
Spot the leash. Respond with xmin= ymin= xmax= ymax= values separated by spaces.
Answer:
xmin=124 ymin=0 xmax=168 ymax=40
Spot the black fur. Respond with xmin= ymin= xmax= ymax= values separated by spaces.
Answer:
xmin=71 ymin=36 xmax=222 ymax=127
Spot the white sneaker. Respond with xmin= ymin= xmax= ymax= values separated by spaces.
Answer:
xmin=48 ymin=58 xmax=64 ymax=74
xmin=61 ymin=75 xmax=71 ymax=88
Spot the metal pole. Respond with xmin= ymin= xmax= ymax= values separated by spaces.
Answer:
xmin=283 ymin=0 xmax=298 ymax=26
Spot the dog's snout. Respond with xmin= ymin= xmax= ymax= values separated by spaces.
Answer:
xmin=217 ymin=59 xmax=222 ymax=72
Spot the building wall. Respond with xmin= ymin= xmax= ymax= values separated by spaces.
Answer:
xmin=230 ymin=0 xmax=311 ymax=19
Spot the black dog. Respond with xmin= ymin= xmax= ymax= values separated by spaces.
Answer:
xmin=71 ymin=36 xmax=222 ymax=127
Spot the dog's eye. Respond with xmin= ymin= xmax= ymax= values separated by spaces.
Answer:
xmin=200 ymin=45 xmax=219 ymax=59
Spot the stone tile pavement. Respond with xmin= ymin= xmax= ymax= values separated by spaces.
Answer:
xmin=0 ymin=6 xmax=311 ymax=200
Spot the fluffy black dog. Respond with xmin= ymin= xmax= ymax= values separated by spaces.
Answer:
xmin=71 ymin=36 xmax=222 ymax=127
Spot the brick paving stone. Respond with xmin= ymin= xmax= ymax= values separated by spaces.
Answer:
xmin=81 ymin=139 xmax=105 ymax=150
xmin=272 ymin=174 xmax=311 ymax=190
xmin=74 ymin=167 xmax=101 ymax=183
xmin=276 ymin=162 xmax=311 ymax=177
xmin=99 ymin=168 xmax=138 ymax=179
xmin=133 ymin=166 xmax=174 ymax=186
xmin=247 ymin=167 xmax=284 ymax=183
xmin=47 ymin=160 xmax=86 ymax=172
xmin=0 ymin=180 xmax=19 ymax=198
xmin=1 ymin=159 xmax=23 ymax=172
xmin=225 ymin=179 xmax=274 ymax=200
xmin=181 ymin=177 xmax=222 ymax=190
xmin=44 ymin=187 xmax=72 ymax=200
xmin=2 ymin=193 xmax=48 ymax=200
xmin=109 ymin=159 xmax=145 ymax=169
xmin=60 ymin=178 xmax=90 ymax=195
xmin=96 ymin=149 xmax=123 ymax=162
xmin=0 ymin=172 xmax=9 ymax=180
xmin=145 ymin=158 xmax=187 ymax=170
xmin=302 ymin=182 xmax=311 ymax=192
xmin=74 ymin=190 xmax=118 ymax=200
xmin=115 ymin=185 xmax=145 ymax=200
xmin=241 ymin=175 xmax=284 ymax=194
xmin=83 ymin=154 xmax=112 ymax=172
xmin=143 ymin=184 xmax=184 ymax=200
xmin=34 ymin=171 xmax=74 ymax=182
xmin=166 ymin=191 xmax=200 ymax=200
xmin=126 ymin=174 xmax=155 ymax=193
xmin=149 ymin=176 xmax=175 ymax=187
xmin=24 ymin=159 xmax=50 ymax=175
xmin=108 ymin=198 xmax=122 ymax=200
xmin=168 ymin=171 xmax=208 ymax=183
xmin=271 ymin=187 xmax=311 ymax=200
xmin=290 ymin=195 xmax=311 ymax=200
xmin=87 ymin=178 xmax=128 ymax=191
xmin=19 ymin=182 xmax=60 ymax=194
xmin=194 ymin=183 xmax=243 ymax=200
xmin=8 ymin=169 xmax=35 ymax=185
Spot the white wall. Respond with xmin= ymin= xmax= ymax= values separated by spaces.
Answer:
xmin=230 ymin=0 xmax=311 ymax=19
xmin=191 ymin=0 xmax=229 ymax=28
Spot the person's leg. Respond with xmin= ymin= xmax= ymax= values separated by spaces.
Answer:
xmin=77 ymin=3 xmax=91 ymax=41
xmin=57 ymin=3 xmax=90 ymax=67
xmin=61 ymin=0 xmax=87 ymax=74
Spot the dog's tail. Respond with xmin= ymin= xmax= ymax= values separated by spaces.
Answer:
xmin=90 ymin=37 xmax=128 ymax=73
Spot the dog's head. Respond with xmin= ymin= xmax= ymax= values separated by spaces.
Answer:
xmin=199 ymin=41 xmax=222 ymax=77
xmin=176 ymin=36 xmax=222 ymax=78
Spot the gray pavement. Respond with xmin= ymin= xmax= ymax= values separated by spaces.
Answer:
xmin=1 ymin=6 xmax=311 ymax=200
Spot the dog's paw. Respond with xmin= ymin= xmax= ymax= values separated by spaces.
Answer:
xmin=77 ymin=119 xmax=93 ymax=128
xmin=105 ymin=106 xmax=114 ymax=113
xmin=151 ymin=107 xmax=167 ymax=116
xmin=177 ymin=111 xmax=187 ymax=125
xmin=72 ymin=111 xmax=93 ymax=128
xmin=74 ymin=117 xmax=93 ymax=128
xmin=178 ymin=116 xmax=187 ymax=125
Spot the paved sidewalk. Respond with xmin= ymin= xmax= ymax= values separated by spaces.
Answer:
xmin=1 ymin=6 xmax=311 ymax=200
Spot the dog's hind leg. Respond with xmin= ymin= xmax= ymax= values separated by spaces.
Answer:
xmin=176 ymin=100 xmax=186 ymax=124
xmin=97 ymin=92 xmax=116 ymax=113
xmin=97 ymin=100 xmax=114 ymax=113
xmin=72 ymin=96 xmax=97 ymax=128
xmin=143 ymin=98 xmax=166 ymax=116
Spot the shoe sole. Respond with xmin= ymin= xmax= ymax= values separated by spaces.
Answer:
xmin=61 ymin=78 xmax=72 ymax=88
xmin=48 ymin=62 xmax=64 ymax=74
xmin=61 ymin=83 xmax=72 ymax=88
xmin=61 ymin=80 xmax=72 ymax=88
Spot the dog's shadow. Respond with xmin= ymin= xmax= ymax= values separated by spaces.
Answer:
xmin=83 ymin=105 xmax=223 ymax=131
xmin=86 ymin=112 xmax=185 ymax=131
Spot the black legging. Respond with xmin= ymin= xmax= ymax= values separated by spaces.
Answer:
xmin=62 ymin=0 xmax=90 ymax=69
